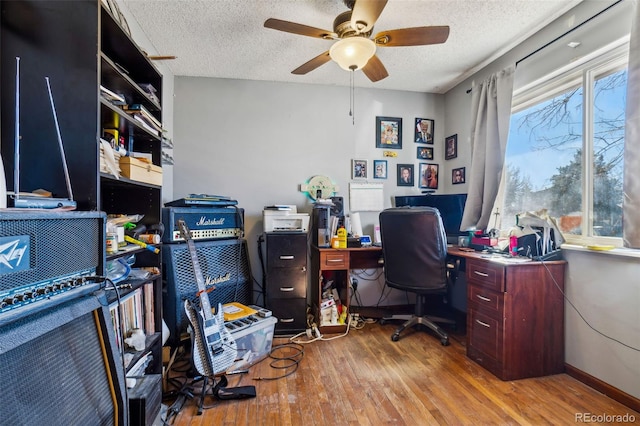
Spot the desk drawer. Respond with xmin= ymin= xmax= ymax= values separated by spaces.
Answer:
xmin=320 ymin=251 xmax=348 ymax=270
xmin=467 ymin=308 xmax=502 ymax=361
xmin=468 ymin=285 xmax=503 ymax=317
xmin=467 ymin=260 xmax=505 ymax=292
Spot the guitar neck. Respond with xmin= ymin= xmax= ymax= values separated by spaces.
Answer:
xmin=179 ymin=220 xmax=214 ymax=320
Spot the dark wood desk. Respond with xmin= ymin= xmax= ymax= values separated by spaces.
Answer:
xmin=449 ymin=246 xmax=567 ymax=380
xmin=309 ymin=246 xmax=382 ymax=334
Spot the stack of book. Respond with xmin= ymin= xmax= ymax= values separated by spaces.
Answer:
xmin=100 ymin=85 xmax=126 ymax=105
xmin=123 ymin=103 xmax=162 ymax=136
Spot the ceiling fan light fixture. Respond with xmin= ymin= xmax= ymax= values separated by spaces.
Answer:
xmin=329 ymin=37 xmax=376 ymax=71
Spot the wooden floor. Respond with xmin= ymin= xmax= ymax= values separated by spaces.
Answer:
xmin=163 ymin=321 xmax=638 ymax=425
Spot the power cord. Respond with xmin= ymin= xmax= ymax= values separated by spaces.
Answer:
xmin=541 ymin=259 xmax=640 ymax=352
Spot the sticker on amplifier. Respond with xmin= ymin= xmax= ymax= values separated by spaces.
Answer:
xmin=0 ymin=235 xmax=30 ymax=275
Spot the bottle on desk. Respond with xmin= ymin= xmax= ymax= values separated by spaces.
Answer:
xmin=337 ymin=226 xmax=347 ymax=249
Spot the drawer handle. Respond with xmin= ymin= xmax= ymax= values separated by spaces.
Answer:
xmin=475 ymin=294 xmax=491 ymax=302
xmin=475 ymin=319 xmax=491 ymax=328
xmin=473 ymin=270 xmax=489 ymax=277
xmin=327 ymin=259 xmax=343 ymax=263
xmin=280 ymin=318 xmax=294 ymax=323
xmin=279 ymin=287 xmax=294 ymax=292
xmin=279 ymin=255 xmax=294 ymax=260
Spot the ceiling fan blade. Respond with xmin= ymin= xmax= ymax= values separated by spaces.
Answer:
xmin=147 ymin=55 xmax=177 ymax=60
xmin=292 ymin=51 xmax=332 ymax=75
xmin=264 ymin=18 xmax=336 ymax=39
xmin=351 ymin=0 xmax=388 ymax=34
xmin=374 ymin=26 xmax=450 ymax=47
xmin=362 ymin=55 xmax=388 ymax=82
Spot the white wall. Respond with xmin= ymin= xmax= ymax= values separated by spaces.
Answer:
xmin=173 ymin=77 xmax=448 ymax=306
xmin=443 ymin=0 xmax=639 ymax=399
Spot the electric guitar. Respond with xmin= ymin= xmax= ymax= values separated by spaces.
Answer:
xmin=178 ymin=219 xmax=237 ymax=376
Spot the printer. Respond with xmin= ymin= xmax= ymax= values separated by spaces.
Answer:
xmin=263 ymin=205 xmax=310 ymax=233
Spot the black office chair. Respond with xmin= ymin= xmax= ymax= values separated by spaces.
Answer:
xmin=379 ymin=206 xmax=456 ymax=346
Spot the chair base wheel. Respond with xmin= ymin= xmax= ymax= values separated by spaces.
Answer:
xmin=391 ymin=333 xmax=400 ymax=342
xmin=380 ymin=318 xmax=387 ymax=326
xmin=440 ymin=338 xmax=450 ymax=346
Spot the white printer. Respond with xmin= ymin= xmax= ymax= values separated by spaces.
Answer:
xmin=263 ymin=205 xmax=310 ymax=233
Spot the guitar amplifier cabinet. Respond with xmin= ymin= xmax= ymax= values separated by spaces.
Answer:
xmin=163 ymin=238 xmax=252 ymax=345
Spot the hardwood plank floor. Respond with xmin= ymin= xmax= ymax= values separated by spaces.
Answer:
xmin=164 ymin=321 xmax=638 ymax=425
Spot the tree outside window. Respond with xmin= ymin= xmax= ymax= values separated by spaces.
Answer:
xmin=499 ymin=55 xmax=627 ymax=242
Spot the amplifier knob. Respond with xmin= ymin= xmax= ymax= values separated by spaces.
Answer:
xmin=3 ymin=297 xmax=17 ymax=305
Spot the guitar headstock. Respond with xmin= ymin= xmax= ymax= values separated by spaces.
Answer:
xmin=177 ymin=219 xmax=192 ymax=242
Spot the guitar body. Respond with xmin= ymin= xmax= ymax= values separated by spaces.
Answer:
xmin=178 ymin=219 xmax=238 ymax=376
xmin=185 ymin=300 xmax=237 ymax=376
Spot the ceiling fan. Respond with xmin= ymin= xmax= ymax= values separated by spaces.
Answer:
xmin=264 ymin=0 xmax=449 ymax=82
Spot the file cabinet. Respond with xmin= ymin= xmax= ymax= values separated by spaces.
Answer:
xmin=265 ymin=233 xmax=308 ymax=334
xmin=465 ymin=257 xmax=566 ymax=380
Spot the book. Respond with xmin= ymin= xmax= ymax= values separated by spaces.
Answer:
xmin=100 ymin=85 xmax=125 ymax=104
xmin=133 ymin=114 xmax=160 ymax=136
xmin=123 ymin=103 xmax=161 ymax=128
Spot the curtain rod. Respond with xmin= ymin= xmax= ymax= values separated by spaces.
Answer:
xmin=466 ymin=0 xmax=623 ymax=94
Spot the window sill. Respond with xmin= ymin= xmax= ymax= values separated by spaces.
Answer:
xmin=561 ymin=244 xmax=640 ymax=259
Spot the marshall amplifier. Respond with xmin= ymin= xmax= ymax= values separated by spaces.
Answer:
xmin=162 ymin=206 xmax=244 ymax=243
xmin=163 ymin=238 xmax=252 ymax=345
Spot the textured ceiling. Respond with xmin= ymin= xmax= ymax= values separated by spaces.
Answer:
xmin=121 ymin=0 xmax=582 ymax=93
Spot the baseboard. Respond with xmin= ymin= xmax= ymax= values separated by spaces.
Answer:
xmin=565 ymin=363 xmax=640 ymax=413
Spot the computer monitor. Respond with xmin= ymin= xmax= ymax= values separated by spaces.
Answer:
xmin=394 ymin=194 xmax=468 ymax=244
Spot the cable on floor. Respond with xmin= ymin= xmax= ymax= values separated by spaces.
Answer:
xmin=253 ymin=342 xmax=304 ymax=380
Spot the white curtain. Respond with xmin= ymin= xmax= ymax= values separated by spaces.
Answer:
xmin=460 ymin=66 xmax=515 ymax=232
xmin=623 ymin=0 xmax=640 ymax=248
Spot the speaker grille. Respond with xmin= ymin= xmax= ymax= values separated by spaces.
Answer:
xmin=0 ymin=297 xmax=122 ymax=426
xmin=163 ymin=239 xmax=252 ymax=343
xmin=0 ymin=212 xmax=104 ymax=292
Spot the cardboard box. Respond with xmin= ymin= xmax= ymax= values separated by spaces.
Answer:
xmin=120 ymin=156 xmax=162 ymax=186
xmin=225 ymin=315 xmax=277 ymax=370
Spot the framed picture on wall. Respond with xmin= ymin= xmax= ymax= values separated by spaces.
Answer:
xmin=417 ymin=146 xmax=434 ymax=160
xmin=376 ymin=116 xmax=402 ymax=149
xmin=445 ymin=134 xmax=458 ymax=160
xmin=415 ymin=118 xmax=434 ymax=144
xmin=419 ymin=163 xmax=439 ymax=189
xmin=373 ymin=160 xmax=387 ymax=179
xmin=452 ymin=167 xmax=466 ymax=184
xmin=352 ymin=159 xmax=368 ymax=179
xmin=397 ymin=164 xmax=414 ymax=186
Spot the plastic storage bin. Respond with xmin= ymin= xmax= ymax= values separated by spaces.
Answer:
xmin=226 ymin=315 xmax=277 ymax=370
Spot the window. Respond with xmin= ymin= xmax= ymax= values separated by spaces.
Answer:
xmin=498 ymin=45 xmax=628 ymax=245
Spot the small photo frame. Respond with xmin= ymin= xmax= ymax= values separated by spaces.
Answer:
xmin=376 ymin=116 xmax=402 ymax=149
xmin=373 ymin=160 xmax=387 ymax=179
xmin=419 ymin=163 xmax=439 ymax=189
xmin=415 ymin=118 xmax=434 ymax=144
xmin=445 ymin=134 xmax=458 ymax=160
xmin=397 ymin=164 xmax=414 ymax=186
xmin=452 ymin=167 xmax=466 ymax=185
xmin=352 ymin=159 xmax=368 ymax=179
xmin=417 ymin=146 xmax=434 ymax=160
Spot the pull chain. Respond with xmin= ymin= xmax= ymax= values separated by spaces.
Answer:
xmin=349 ymin=66 xmax=356 ymax=125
